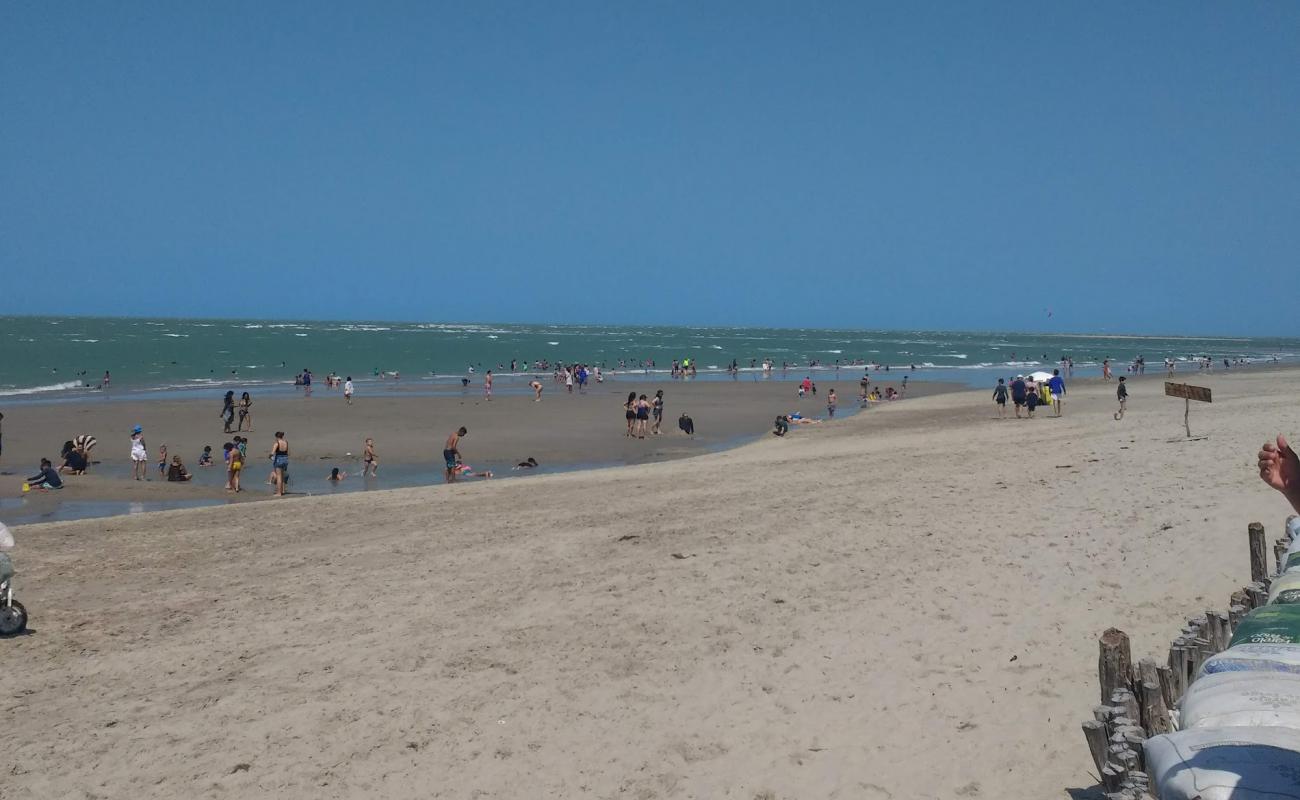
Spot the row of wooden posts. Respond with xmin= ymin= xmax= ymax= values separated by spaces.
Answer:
xmin=1081 ymin=519 xmax=1292 ymax=799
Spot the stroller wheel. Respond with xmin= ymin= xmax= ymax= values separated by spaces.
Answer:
xmin=0 ymin=601 xmax=27 ymax=636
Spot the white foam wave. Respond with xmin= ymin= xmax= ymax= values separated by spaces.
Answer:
xmin=0 ymin=380 xmax=85 ymax=396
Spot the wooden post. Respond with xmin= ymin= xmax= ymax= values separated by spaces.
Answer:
xmin=1099 ymin=628 xmax=1133 ymax=704
xmin=1156 ymin=664 xmax=1174 ymax=710
xmin=1083 ymin=719 xmax=1109 ymax=773
xmin=1229 ymin=604 xmax=1246 ymax=630
xmin=1139 ymin=679 xmax=1172 ymax=736
xmin=1100 ymin=762 xmax=1125 ymax=793
xmin=1112 ymin=688 xmax=1140 ymax=726
xmin=1248 ymin=583 xmax=1268 ymax=609
xmin=1277 ymin=541 xmax=1290 ymax=576
xmin=1250 ymin=522 xmax=1268 ymax=583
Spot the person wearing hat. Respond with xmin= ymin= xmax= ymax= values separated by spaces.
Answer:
xmin=130 ymin=425 xmax=148 ymax=481
xmin=1009 ymin=375 xmax=1028 ymax=418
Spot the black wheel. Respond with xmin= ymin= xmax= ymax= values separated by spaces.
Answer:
xmin=0 ymin=600 xmax=27 ymax=636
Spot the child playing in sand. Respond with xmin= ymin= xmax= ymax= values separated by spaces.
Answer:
xmin=157 ymin=443 xmax=168 ymax=476
xmin=198 ymin=445 xmax=213 ymax=466
xmin=1114 ymin=376 xmax=1128 ymax=420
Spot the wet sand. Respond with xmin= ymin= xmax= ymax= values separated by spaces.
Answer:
xmin=0 ymin=375 xmax=960 ymax=509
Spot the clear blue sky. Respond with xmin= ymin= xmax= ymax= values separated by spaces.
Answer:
xmin=3 ymin=2 xmax=1297 ymax=335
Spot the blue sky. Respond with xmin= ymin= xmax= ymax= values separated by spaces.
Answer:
xmin=2 ymin=2 xmax=1297 ymax=335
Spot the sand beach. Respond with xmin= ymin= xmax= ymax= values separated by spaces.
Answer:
xmin=3 ymin=366 xmax=1298 ymax=798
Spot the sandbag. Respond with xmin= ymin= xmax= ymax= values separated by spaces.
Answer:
xmin=1289 ymin=516 xmax=1300 ymax=541
xmin=1199 ymin=643 xmax=1300 ymax=677
xmin=1229 ymin=605 xmax=1300 ymax=646
xmin=1144 ymin=726 xmax=1300 ymax=799
xmin=1271 ymin=573 xmax=1300 ymax=605
xmin=1284 ymin=540 xmax=1300 ymax=574
xmin=1179 ymin=671 xmax=1300 ymax=729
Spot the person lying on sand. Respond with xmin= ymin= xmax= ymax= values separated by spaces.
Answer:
xmin=456 ymin=464 xmax=493 ymax=479
xmin=1259 ymin=434 xmax=1300 ymax=514
xmin=513 ymin=457 xmax=538 ymax=469
xmin=787 ymin=412 xmax=822 ymax=425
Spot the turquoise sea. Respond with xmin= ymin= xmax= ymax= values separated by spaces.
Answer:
xmin=2 ymin=316 xmax=1297 ymax=400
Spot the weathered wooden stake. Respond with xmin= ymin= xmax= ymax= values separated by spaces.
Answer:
xmin=1249 ymin=522 xmax=1268 ymax=583
xmin=1082 ymin=719 xmax=1109 ymax=773
xmin=1156 ymin=664 xmax=1174 ymax=710
xmin=1139 ymin=679 xmax=1172 ymax=735
xmin=1099 ymin=628 xmax=1133 ymax=704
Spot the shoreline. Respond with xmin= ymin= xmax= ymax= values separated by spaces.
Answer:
xmin=0 ymin=376 xmax=964 ymax=525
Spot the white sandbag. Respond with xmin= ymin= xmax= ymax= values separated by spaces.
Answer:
xmin=1180 ymin=671 xmax=1300 ymax=729
xmin=1289 ymin=516 xmax=1300 ymax=541
xmin=1271 ymin=573 xmax=1300 ymax=605
xmin=1145 ymin=726 xmax=1300 ymax=799
xmin=1199 ymin=643 xmax=1300 ymax=677
xmin=1285 ymin=536 xmax=1300 ymax=574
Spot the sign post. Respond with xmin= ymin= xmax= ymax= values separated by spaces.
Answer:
xmin=1165 ymin=382 xmax=1212 ymax=437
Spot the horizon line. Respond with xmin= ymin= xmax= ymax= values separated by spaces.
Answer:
xmin=0 ymin=312 xmax=1287 ymax=344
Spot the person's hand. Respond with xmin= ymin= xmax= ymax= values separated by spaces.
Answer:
xmin=1259 ymin=435 xmax=1300 ymax=500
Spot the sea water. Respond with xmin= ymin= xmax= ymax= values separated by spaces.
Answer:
xmin=2 ymin=315 xmax=1297 ymax=398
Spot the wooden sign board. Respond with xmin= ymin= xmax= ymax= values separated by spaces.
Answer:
xmin=1165 ymin=382 xmax=1212 ymax=403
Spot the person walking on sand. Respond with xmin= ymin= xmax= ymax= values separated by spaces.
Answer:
xmin=651 ymin=389 xmax=664 ymax=435
xmin=1102 ymin=359 xmax=1112 ymax=381
xmin=344 ymin=376 xmax=354 ymax=405
xmin=444 ymin=427 xmax=467 ymax=483
xmin=238 ymin=391 xmax=253 ymax=432
xmin=1048 ymin=369 xmax=1066 ymax=417
xmin=269 ymin=431 xmax=289 ymax=496
xmin=992 ymin=378 xmax=1009 ymax=418
xmin=484 ymin=370 xmax=493 ymax=401
xmin=363 ymin=437 xmax=378 ymax=477
xmin=827 ymin=388 xmax=838 ymax=418
xmin=220 ymin=390 xmax=235 ymax=433
xmin=1009 ymin=375 xmax=1027 ymax=419
xmin=130 ymin=425 xmax=148 ymax=480
xmin=624 ymin=392 xmax=637 ymax=437
xmin=1114 ymin=376 xmax=1128 ymax=421
xmin=530 ymin=379 xmax=543 ymax=401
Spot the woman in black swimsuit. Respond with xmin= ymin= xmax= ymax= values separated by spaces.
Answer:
xmin=238 ymin=392 xmax=253 ymax=432
xmin=635 ymin=394 xmax=650 ymax=438
xmin=269 ymin=431 xmax=289 ymax=497
xmin=624 ymin=392 xmax=637 ymax=437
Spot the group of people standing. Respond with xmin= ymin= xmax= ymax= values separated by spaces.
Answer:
xmin=624 ymin=390 xmax=665 ymax=438
xmin=220 ymin=391 xmax=254 ymax=434
xmin=992 ymin=370 xmax=1068 ymax=419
